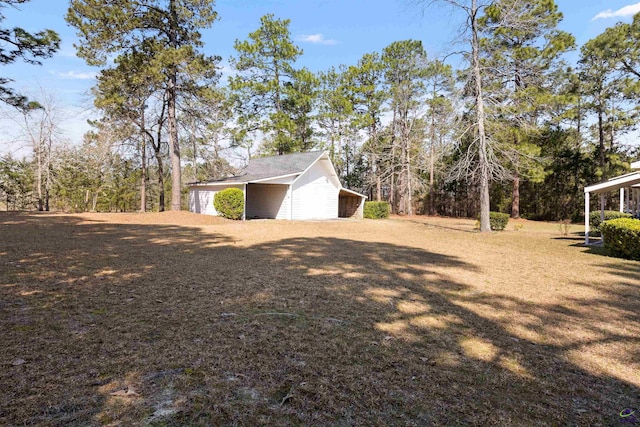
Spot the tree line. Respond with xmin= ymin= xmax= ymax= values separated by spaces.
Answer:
xmin=1 ymin=0 xmax=639 ymax=226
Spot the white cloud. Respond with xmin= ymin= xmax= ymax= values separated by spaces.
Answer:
xmin=55 ymin=71 xmax=97 ymax=80
xmin=593 ymin=2 xmax=640 ymax=20
xmin=297 ymin=33 xmax=339 ymax=45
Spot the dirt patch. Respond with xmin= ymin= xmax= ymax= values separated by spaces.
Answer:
xmin=0 ymin=212 xmax=638 ymax=425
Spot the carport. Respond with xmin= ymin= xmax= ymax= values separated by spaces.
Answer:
xmin=338 ymin=188 xmax=366 ymax=219
xmin=245 ymin=183 xmax=290 ymax=219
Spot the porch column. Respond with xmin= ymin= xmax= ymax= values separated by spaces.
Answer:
xmin=600 ymin=193 xmax=606 ymax=246
xmin=288 ymin=184 xmax=293 ymax=220
xmin=585 ymin=191 xmax=590 ymax=245
xmin=620 ymin=188 xmax=625 ymax=212
xmin=626 ymin=188 xmax=630 ymax=214
xmin=243 ymin=183 xmax=247 ymax=220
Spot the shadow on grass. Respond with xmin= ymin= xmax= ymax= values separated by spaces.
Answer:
xmin=401 ymin=217 xmax=477 ymax=233
xmin=0 ymin=212 xmax=638 ymax=426
xmin=553 ymin=236 xmax=585 ymax=242
xmin=565 ymin=240 xmax=613 ymax=259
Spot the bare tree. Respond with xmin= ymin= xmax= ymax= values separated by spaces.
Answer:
xmin=413 ymin=0 xmax=494 ymax=231
xmin=11 ymin=88 xmax=67 ymax=211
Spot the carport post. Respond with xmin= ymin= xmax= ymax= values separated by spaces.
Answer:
xmin=585 ymin=191 xmax=590 ymax=245
xmin=626 ymin=188 xmax=630 ymax=214
xmin=600 ymin=193 xmax=606 ymax=246
xmin=620 ymin=188 xmax=625 ymax=212
xmin=288 ymin=184 xmax=293 ymax=220
xmin=243 ymin=184 xmax=247 ymax=221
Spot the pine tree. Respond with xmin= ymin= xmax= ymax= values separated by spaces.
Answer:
xmin=67 ymin=0 xmax=220 ymax=210
xmin=229 ymin=14 xmax=305 ymax=155
xmin=0 ymin=0 xmax=60 ymax=110
xmin=480 ymin=0 xmax=575 ymax=218
xmin=382 ymin=40 xmax=429 ymax=214
xmin=344 ymin=53 xmax=386 ymax=200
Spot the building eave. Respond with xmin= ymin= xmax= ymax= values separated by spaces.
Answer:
xmin=584 ymin=172 xmax=640 ymax=194
xmin=339 ymin=188 xmax=368 ymax=199
xmin=188 ymin=180 xmax=247 ymax=187
xmin=248 ymin=173 xmax=299 ymax=184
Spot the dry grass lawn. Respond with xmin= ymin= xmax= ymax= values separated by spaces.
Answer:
xmin=1 ymin=211 xmax=639 ymax=426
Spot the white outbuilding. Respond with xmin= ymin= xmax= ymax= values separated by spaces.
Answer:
xmin=188 ymin=151 xmax=367 ymax=220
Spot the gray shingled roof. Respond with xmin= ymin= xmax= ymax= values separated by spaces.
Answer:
xmin=199 ymin=151 xmax=325 ymax=184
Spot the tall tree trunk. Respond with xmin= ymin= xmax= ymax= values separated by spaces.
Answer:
xmin=398 ymin=135 xmax=407 ymax=214
xmin=345 ymin=144 xmax=350 ymax=178
xmin=598 ymin=107 xmax=605 ymax=168
xmin=402 ymin=115 xmax=412 ymax=215
xmin=609 ymin=100 xmax=615 ymax=150
xmin=429 ymin=106 xmax=436 ymax=215
xmin=140 ymin=108 xmax=147 ymax=213
xmin=273 ymin=54 xmax=284 ymax=155
xmin=167 ymin=74 xmax=181 ymax=210
xmin=372 ymin=150 xmax=381 ymax=202
xmin=512 ymin=173 xmax=520 ymax=219
xmin=36 ymin=144 xmax=43 ymax=211
xmin=471 ymin=0 xmax=491 ymax=232
xmin=167 ymin=0 xmax=181 ymax=210
xmin=371 ymin=125 xmax=381 ymax=202
xmin=390 ymin=147 xmax=396 ymax=212
xmin=192 ymin=119 xmax=198 ymax=182
xmin=154 ymin=133 xmax=166 ymax=212
xmin=406 ymin=135 xmax=412 ymax=215
xmin=429 ymin=146 xmax=434 ymax=215
xmin=511 ymin=132 xmax=520 ymax=219
xmin=389 ymin=109 xmax=397 ymax=212
xmin=44 ymin=138 xmax=50 ymax=212
xmin=577 ymin=96 xmax=582 ymax=136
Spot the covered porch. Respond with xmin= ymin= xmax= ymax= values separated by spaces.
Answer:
xmin=584 ymin=162 xmax=640 ymax=245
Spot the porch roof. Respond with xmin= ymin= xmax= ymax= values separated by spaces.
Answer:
xmin=584 ymin=172 xmax=640 ymax=194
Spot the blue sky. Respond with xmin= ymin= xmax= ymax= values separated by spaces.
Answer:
xmin=1 ymin=0 xmax=639 ymax=152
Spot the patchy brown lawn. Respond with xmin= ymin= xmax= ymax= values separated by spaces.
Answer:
xmin=0 ymin=211 xmax=638 ymax=426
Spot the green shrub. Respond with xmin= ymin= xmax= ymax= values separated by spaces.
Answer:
xmin=213 ymin=188 xmax=244 ymax=220
xmin=490 ymin=212 xmax=509 ymax=231
xmin=364 ymin=201 xmax=390 ymax=219
xmin=600 ymin=218 xmax=640 ymax=260
xmin=477 ymin=211 xmax=510 ymax=231
xmin=590 ymin=210 xmax=632 ymax=232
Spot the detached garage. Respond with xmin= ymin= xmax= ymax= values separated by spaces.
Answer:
xmin=188 ymin=151 xmax=366 ymax=220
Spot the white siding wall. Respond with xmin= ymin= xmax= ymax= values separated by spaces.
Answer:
xmin=246 ymin=184 xmax=290 ymax=219
xmin=292 ymin=159 xmax=340 ymax=220
xmin=188 ymin=184 xmax=244 ymax=215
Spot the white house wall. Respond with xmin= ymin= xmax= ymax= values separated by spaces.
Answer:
xmin=292 ymin=159 xmax=340 ymax=220
xmin=246 ymin=184 xmax=290 ymax=219
xmin=188 ymin=184 xmax=244 ymax=216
